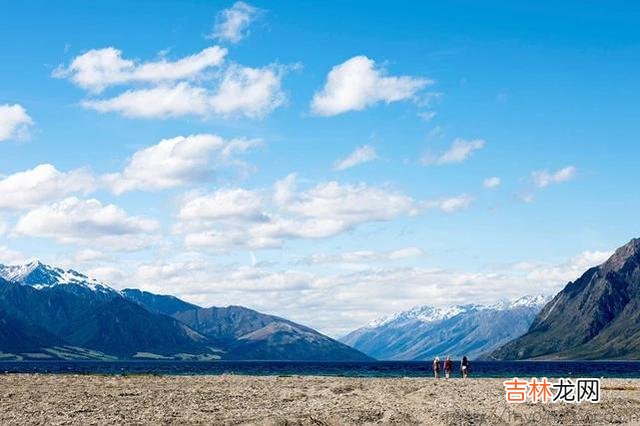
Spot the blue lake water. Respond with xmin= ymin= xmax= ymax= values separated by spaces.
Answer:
xmin=0 ymin=360 xmax=639 ymax=378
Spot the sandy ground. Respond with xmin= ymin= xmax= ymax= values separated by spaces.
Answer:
xmin=0 ymin=374 xmax=639 ymax=425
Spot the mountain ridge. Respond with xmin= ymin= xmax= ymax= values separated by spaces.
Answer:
xmin=0 ymin=260 xmax=370 ymax=361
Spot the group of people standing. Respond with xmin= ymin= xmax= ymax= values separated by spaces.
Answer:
xmin=432 ymin=356 xmax=469 ymax=379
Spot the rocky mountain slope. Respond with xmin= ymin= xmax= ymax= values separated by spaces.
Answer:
xmin=492 ymin=238 xmax=640 ymax=360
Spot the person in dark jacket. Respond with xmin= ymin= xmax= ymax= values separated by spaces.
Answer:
xmin=461 ymin=356 xmax=469 ymax=378
xmin=444 ymin=355 xmax=453 ymax=379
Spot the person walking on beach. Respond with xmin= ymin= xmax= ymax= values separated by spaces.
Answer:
xmin=433 ymin=356 xmax=441 ymax=379
xmin=461 ymin=356 xmax=469 ymax=379
xmin=444 ymin=355 xmax=452 ymax=379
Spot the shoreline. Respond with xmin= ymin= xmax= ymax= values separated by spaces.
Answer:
xmin=1 ymin=374 xmax=639 ymax=424
xmin=2 ymin=358 xmax=640 ymax=380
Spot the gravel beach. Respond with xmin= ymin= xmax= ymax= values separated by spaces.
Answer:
xmin=0 ymin=374 xmax=638 ymax=425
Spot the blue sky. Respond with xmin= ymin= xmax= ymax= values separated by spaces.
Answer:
xmin=0 ymin=1 xmax=639 ymax=335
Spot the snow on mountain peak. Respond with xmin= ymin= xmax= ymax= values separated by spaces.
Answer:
xmin=508 ymin=294 xmax=549 ymax=308
xmin=366 ymin=295 xmax=548 ymax=329
xmin=367 ymin=305 xmax=467 ymax=328
xmin=0 ymin=261 xmax=117 ymax=294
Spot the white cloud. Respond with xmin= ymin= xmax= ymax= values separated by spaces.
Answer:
xmin=422 ymin=138 xmax=485 ymax=165
xmin=532 ymin=166 xmax=576 ymax=188
xmin=86 ymin=266 xmax=126 ymax=285
xmin=179 ymin=188 xmax=266 ymax=222
xmin=483 ymin=176 xmax=501 ymax=189
xmin=333 ymin=145 xmax=378 ymax=171
xmin=111 ymin=246 xmax=612 ymax=336
xmin=284 ymin=179 xmax=419 ymax=224
xmin=311 ymin=56 xmax=431 ymax=116
xmin=207 ymin=64 xmax=286 ymax=117
xmin=0 ymin=246 xmax=26 ymax=265
xmin=177 ymin=174 xmax=473 ymax=250
xmin=516 ymin=250 xmax=612 ymax=286
xmin=0 ymin=164 xmax=96 ymax=209
xmin=0 ymin=104 xmax=33 ymax=141
xmin=303 ymin=247 xmax=424 ymax=265
xmin=83 ymin=82 xmax=208 ymax=118
xmin=103 ymin=134 xmax=259 ymax=194
xmin=220 ymin=137 xmax=262 ymax=159
xmin=132 ymin=260 xmax=310 ymax=298
xmin=424 ymin=195 xmax=474 ymax=213
xmin=14 ymin=197 xmax=159 ymax=250
xmin=74 ymin=248 xmax=105 ymax=263
xmin=83 ymin=64 xmax=286 ymax=119
xmin=54 ymin=46 xmax=227 ymax=93
xmin=178 ymin=176 xmax=424 ymax=250
xmin=273 ymin=173 xmax=297 ymax=206
xmin=388 ymin=247 xmax=425 ymax=260
xmin=211 ymin=1 xmax=259 ymax=43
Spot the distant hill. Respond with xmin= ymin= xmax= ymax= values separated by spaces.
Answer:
xmin=492 ymin=238 xmax=640 ymax=360
xmin=126 ymin=291 xmax=371 ymax=361
xmin=340 ymin=296 xmax=547 ymax=360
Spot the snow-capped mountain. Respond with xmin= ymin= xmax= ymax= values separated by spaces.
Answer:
xmin=366 ymin=295 xmax=548 ymax=329
xmin=0 ymin=260 xmax=117 ymax=295
xmin=341 ymin=295 xmax=549 ymax=360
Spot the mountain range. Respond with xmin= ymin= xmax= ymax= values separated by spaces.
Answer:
xmin=4 ymin=237 xmax=640 ymax=362
xmin=491 ymin=238 xmax=640 ymax=360
xmin=340 ymin=296 xmax=547 ymax=360
xmin=0 ymin=261 xmax=369 ymax=361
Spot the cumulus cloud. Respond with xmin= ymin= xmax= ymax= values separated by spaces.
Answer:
xmin=177 ymin=178 xmax=421 ymax=249
xmin=333 ymin=145 xmax=378 ymax=171
xmin=206 ymin=64 xmax=286 ymax=117
xmin=422 ymin=138 xmax=485 ymax=165
xmin=532 ymin=166 xmax=576 ymax=188
xmin=82 ymin=82 xmax=208 ymax=118
xmin=179 ymin=188 xmax=266 ymax=222
xmin=0 ymin=104 xmax=33 ymax=141
xmin=283 ymin=179 xmax=418 ymax=223
xmin=210 ymin=1 xmax=259 ymax=43
xmin=83 ymin=64 xmax=286 ymax=119
xmin=53 ymin=46 xmax=227 ymax=93
xmin=56 ymin=40 xmax=289 ymax=120
xmin=14 ymin=197 xmax=159 ymax=250
xmin=176 ymin=175 xmax=468 ymax=250
xmin=483 ymin=176 xmax=501 ymax=189
xmin=311 ymin=56 xmax=431 ymax=116
xmin=103 ymin=134 xmax=259 ymax=194
xmin=0 ymin=164 xmax=96 ymax=209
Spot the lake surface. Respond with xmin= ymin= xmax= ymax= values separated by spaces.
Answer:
xmin=0 ymin=360 xmax=639 ymax=378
